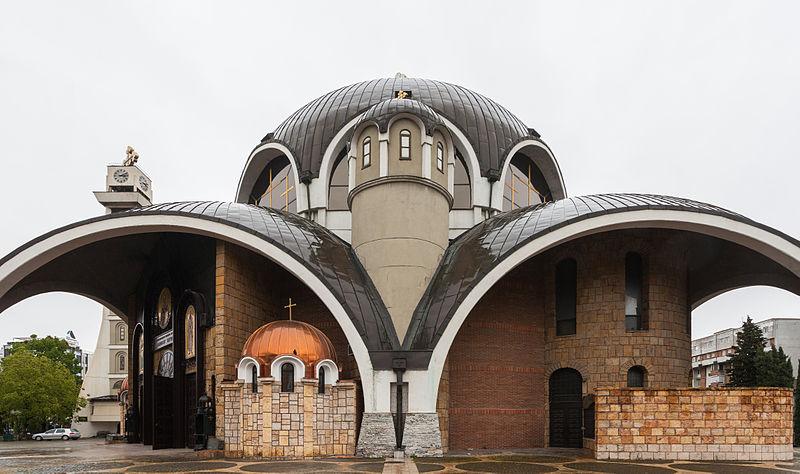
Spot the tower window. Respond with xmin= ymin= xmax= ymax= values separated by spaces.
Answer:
xmin=627 ymin=366 xmax=646 ymax=387
xmin=318 ymin=366 xmax=326 ymax=394
xmin=625 ymin=252 xmax=646 ymax=331
xmin=556 ymin=258 xmax=577 ymax=336
xmin=281 ymin=363 xmax=294 ymax=392
xmin=362 ymin=137 xmax=371 ymax=168
xmin=400 ymin=130 xmax=411 ymax=159
xmin=436 ymin=142 xmax=444 ymax=172
xmin=118 ymin=352 xmax=126 ymax=372
xmin=252 ymin=365 xmax=258 ymax=393
xmin=119 ymin=325 xmax=125 ymax=342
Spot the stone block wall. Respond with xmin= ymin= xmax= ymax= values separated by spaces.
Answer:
xmin=594 ymin=387 xmax=794 ymax=461
xmin=222 ymin=378 xmax=357 ymax=458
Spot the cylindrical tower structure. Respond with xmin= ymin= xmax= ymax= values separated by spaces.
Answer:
xmin=348 ymin=98 xmax=454 ymax=340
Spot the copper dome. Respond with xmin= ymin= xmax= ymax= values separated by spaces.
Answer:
xmin=241 ymin=320 xmax=338 ymax=378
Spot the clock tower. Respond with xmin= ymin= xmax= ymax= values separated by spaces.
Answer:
xmin=93 ymin=146 xmax=153 ymax=214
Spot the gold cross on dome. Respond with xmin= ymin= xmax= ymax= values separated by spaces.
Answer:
xmin=396 ymin=90 xmax=408 ymax=99
xmin=284 ymin=298 xmax=296 ymax=321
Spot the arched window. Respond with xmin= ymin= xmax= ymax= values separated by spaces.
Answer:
xmin=556 ymin=258 xmax=577 ymax=336
xmin=328 ymin=154 xmax=349 ymax=211
xmin=117 ymin=352 xmax=126 ymax=372
xmin=625 ymin=252 xmax=646 ymax=331
xmin=253 ymin=156 xmax=296 ymax=212
xmin=627 ymin=366 xmax=647 ymax=387
xmin=318 ymin=366 xmax=326 ymax=394
xmin=399 ymin=129 xmax=411 ymax=159
xmin=251 ymin=365 xmax=258 ymax=393
xmin=452 ymin=153 xmax=471 ymax=209
xmin=436 ymin=142 xmax=444 ymax=172
xmin=119 ymin=324 xmax=125 ymax=342
xmin=362 ymin=137 xmax=371 ymax=168
xmin=503 ymin=154 xmax=551 ymax=211
xmin=281 ymin=363 xmax=294 ymax=392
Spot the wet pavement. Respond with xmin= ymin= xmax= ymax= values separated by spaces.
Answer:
xmin=1 ymin=439 xmax=799 ymax=473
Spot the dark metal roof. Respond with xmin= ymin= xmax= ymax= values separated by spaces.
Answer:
xmin=403 ymin=193 xmax=800 ymax=351
xmin=353 ymin=98 xmax=444 ymax=135
xmin=0 ymin=202 xmax=399 ymax=353
xmin=264 ymin=77 xmax=538 ymax=179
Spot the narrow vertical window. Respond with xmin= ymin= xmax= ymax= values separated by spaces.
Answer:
xmin=627 ymin=366 xmax=646 ymax=387
xmin=119 ymin=353 xmax=125 ymax=372
xmin=318 ymin=367 xmax=326 ymax=394
xmin=281 ymin=363 xmax=294 ymax=392
xmin=625 ymin=252 xmax=645 ymax=331
xmin=362 ymin=137 xmax=371 ymax=168
xmin=436 ymin=142 xmax=444 ymax=172
xmin=119 ymin=325 xmax=125 ymax=341
xmin=556 ymin=258 xmax=577 ymax=336
xmin=400 ymin=129 xmax=411 ymax=159
xmin=251 ymin=365 xmax=258 ymax=393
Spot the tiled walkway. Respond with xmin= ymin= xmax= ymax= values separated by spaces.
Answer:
xmin=1 ymin=440 xmax=799 ymax=473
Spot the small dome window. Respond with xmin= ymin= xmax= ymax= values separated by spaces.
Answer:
xmin=281 ymin=363 xmax=295 ymax=392
xmin=400 ymin=130 xmax=411 ymax=160
xmin=318 ymin=366 xmax=326 ymax=394
xmin=362 ymin=136 xmax=371 ymax=168
xmin=436 ymin=142 xmax=444 ymax=173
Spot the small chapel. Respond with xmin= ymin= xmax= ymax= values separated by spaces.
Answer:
xmin=1 ymin=76 xmax=799 ymax=460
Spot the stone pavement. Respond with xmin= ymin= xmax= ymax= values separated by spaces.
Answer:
xmin=1 ymin=439 xmax=799 ymax=472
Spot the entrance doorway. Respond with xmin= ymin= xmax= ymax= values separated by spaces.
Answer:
xmin=549 ymin=368 xmax=582 ymax=448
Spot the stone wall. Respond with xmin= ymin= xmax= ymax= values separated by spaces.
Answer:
xmin=222 ymin=378 xmax=357 ymax=458
xmin=594 ymin=387 xmax=794 ymax=461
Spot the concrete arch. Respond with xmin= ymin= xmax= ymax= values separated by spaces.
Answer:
xmin=421 ymin=209 xmax=800 ymax=412
xmin=235 ymin=142 xmax=308 ymax=211
xmin=545 ymin=361 xmax=589 ymax=379
xmin=0 ymin=214 xmax=378 ymax=410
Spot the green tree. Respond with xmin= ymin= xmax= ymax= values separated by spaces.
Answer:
xmin=6 ymin=335 xmax=82 ymax=386
xmin=756 ymin=345 xmax=794 ymax=387
xmin=0 ymin=349 xmax=85 ymax=439
xmin=727 ymin=317 xmax=765 ymax=387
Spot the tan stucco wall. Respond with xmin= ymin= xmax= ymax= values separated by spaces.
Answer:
xmin=355 ymin=127 xmax=379 ymax=186
xmin=351 ymin=181 xmax=449 ymax=340
xmin=388 ymin=119 xmax=422 ymax=176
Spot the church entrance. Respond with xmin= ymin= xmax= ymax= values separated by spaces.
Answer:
xmin=152 ymin=375 xmax=174 ymax=449
xmin=549 ymin=368 xmax=582 ymax=448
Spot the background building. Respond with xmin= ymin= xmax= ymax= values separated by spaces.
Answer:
xmin=691 ymin=318 xmax=800 ymax=387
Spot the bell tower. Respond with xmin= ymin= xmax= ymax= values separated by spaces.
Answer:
xmin=94 ymin=146 xmax=153 ymax=214
xmin=348 ymin=96 xmax=454 ymax=341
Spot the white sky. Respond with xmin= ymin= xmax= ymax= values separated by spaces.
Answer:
xmin=1 ymin=1 xmax=799 ymax=351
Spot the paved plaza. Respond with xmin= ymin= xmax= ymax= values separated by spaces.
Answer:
xmin=1 ymin=439 xmax=799 ymax=473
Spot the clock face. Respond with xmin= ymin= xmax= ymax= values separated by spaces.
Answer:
xmin=113 ymin=169 xmax=129 ymax=183
xmin=157 ymin=350 xmax=174 ymax=378
xmin=139 ymin=176 xmax=149 ymax=191
xmin=156 ymin=287 xmax=172 ymax=329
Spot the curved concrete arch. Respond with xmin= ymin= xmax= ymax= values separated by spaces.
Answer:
xmin=493 ymin=139 xmax=567 ymax=210
xmin=437 ymin=116 xmax=486 ymax=208
xmin=0 ymin=214 xmax=378 ymax=410
xmin=315 ymin=115 xmax=363 ymax=210
xmin=420 ymin=209 xmax=800 ymax=412
xmin=235 ymin=142 xmax=308 ymax=211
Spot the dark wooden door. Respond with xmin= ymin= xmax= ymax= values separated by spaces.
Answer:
xmin=184 ymin=373 xmax=197 ymax=448
xmin=549 ymin=368 xmax=582 ymax=448
xmin=152 ymin=376 xmax=173 ymax=449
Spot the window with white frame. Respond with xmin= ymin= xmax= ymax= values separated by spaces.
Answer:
xmin=436 ymin=142 xmax=444 ymax=172
xmin=399 ymin=130 xmax=411 ymax=159
xmin=362 ymin=136 xmax=371 ymax=168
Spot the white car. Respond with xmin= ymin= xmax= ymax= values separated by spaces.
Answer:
xmin=32 ymin=428 xmax=81 ymax=440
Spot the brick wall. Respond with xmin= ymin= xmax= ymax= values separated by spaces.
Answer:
xmin=222 ymin=378 xmax=357 ymax=458
xmin=213 ymin=241 xmax=361 ymax=438
xmin=442 ymin=229 xmax=692 ymax=451
xmin=595 ymin=387 xmax=794 ymax=461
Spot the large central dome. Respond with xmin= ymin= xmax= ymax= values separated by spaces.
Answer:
xmin=262 ymin=77 xmax=539 ymax=180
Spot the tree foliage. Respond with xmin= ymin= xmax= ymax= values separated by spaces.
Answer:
xmin=727 ymin=317 xmax=794 ymax=388
xmin=0 ymin=349 xmax=85 ymax=439
xmin=6 ymin=335 xmax=82 ymax=386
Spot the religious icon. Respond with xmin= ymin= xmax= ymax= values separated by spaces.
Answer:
xmin=185 ymin=305 xmax=196 ymax=359
xmin=156 ymin=287 xmax=172 ymax=329
xmin=138 ymin=333 xmax=144 ymax=374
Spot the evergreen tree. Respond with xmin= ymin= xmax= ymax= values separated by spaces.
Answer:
xmin=756 ymin=345 xmax=794 ymax=388
xmin=727 ymin=317 xmax=765 ymax=387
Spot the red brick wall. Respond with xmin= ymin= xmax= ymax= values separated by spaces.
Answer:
xmin=443 ymin=229 xmax=692 ymax=451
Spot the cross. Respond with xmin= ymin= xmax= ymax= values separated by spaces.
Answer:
xmin=258 ymin=168 xmax=280 ymax=207
xmin=523 ymin=164 xmax=546 ymax=205
xmin=284 ymin=298 xmax=296 ymax=321
xmin=504 ymin=173 xmax=519 ymax=209
xmin=280 ymin=176 xmax=295 ymax=211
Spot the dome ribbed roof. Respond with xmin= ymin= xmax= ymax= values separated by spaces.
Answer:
xmin=262 ymin=77 xmax=537 ymax=179
xmin=241 ymin=320 xmax=337 ymax=378
xmin=354 ymin=98 xmax=444 ymax=135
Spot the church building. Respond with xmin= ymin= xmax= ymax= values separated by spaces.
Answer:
xmin=1 ymin=76 xmax=799 ymax=457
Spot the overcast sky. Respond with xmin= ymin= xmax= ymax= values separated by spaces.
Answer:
xmin=1 ymin=1 xmax=799 ymax=353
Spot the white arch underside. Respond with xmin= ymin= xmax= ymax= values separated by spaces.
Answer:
xmin=418 ymin=209 xmax=800 ymax=412
xmin=0 ymin=214 xmax=377 ymax=410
